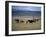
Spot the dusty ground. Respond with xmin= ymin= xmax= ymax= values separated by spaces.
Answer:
xmin=12 ymin=19 xmax=41 ymax=31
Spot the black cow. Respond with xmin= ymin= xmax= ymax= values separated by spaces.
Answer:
xmin=14 ymin=19 xmax=19 ymax=23
xmin=28 ymin=20 xmax=35 ymax=23
xmin=28 ymin=19 xmax=39 ymax=23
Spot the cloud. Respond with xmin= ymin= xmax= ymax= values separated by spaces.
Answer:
xmin=12 ymin=6 xmax=41 ymax=11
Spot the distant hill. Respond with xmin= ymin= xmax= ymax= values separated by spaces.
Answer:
xmin=12 ymin=11 xmax=41 ymax=16
xmin=13 ymin=16 xmax=41 ymax=21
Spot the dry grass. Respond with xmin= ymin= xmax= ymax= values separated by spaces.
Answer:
xmin=12 ymin=19 xmax=41 ymax=31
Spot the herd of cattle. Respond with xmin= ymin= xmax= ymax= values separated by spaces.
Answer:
xmin=14 ymin=18 xmax=40 ymax=24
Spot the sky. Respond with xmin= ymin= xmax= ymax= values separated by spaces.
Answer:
xmin=12 ymin=6 xmax=41 ymax=11
xmin=12 ymin=6 xmax=41 ymax=16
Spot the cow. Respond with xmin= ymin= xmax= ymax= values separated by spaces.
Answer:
xmin=20 ymin=20 xmax=24 ymax=23
xmin=14 ymin=19 xmax=19 ymax=23
xmin=28 ymin=20 xmax=35 ymax=23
